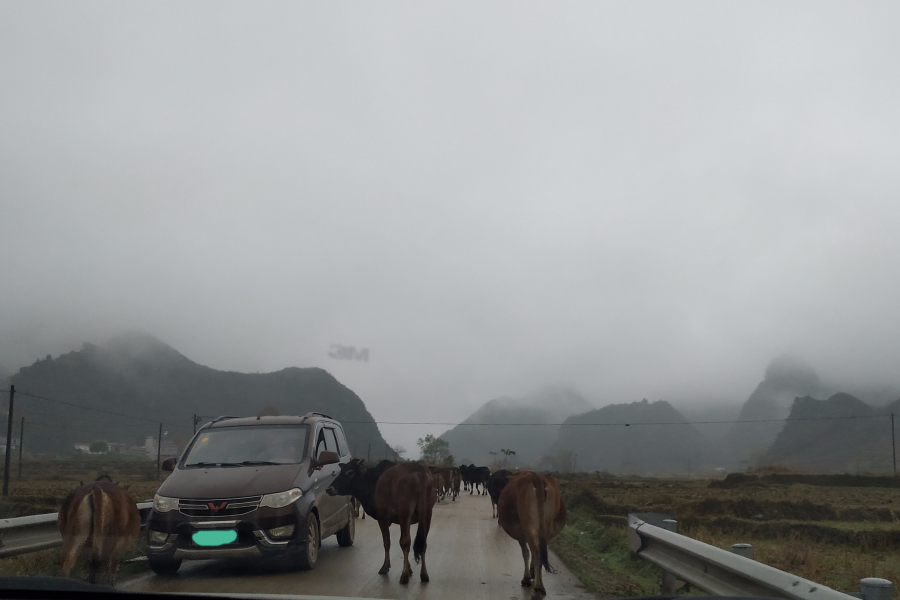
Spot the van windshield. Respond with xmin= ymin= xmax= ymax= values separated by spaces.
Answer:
xmin=183 ymin=425 xmax=308 ymax=467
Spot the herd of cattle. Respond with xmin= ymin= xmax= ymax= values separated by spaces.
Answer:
xmin=58 ymin=462 xmax=566 ymax=599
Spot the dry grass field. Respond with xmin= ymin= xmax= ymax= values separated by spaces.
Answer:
xmin=552 ymin=472 xmax=900 ymax=598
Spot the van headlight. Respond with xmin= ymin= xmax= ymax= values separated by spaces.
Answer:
xmin=153 ymin=494 xmax=179 ymax=513
xmin=260 ymin=488 xmax=302 ymax=509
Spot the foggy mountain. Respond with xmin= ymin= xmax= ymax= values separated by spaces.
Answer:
xmin=546 ymin=399 xmax=706 ymax=475
xmin=760 ymin=393 xmax=900 ymax=474
xmin=440 ymin=388 xmax=592 ymax=466
xmin=723 ymin=355 xmax=830 ymax=468
xmin=7 ymin=332 xmax=390 ymax=457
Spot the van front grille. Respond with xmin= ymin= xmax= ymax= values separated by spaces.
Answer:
xmin=178 ymin=495 xmax=262 ymax=517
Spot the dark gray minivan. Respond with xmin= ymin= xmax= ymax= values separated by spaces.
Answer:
xmin=145 ymin=413 xmax=354 ymax=575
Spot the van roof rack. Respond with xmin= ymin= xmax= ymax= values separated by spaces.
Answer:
xmin=209 ymin=415 xmax=240 ymax=425
xmin=299 ymin=412 xmax=334 ymax=424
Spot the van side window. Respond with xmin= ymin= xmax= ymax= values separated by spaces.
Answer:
xmin=332 ymin=427 xmax=349 ymax=456
xmin=315 ymin=428 xmax=328 ymax=458
xmin=324 ymin=428 xmax=339 ymax=455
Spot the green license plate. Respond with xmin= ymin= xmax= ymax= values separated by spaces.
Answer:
xmin=192 ymin=530 xmax=238 ymax=547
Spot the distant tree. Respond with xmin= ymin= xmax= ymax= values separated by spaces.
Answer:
xmin=391 ymin=444 xmax=407 ymax=458
xmin=90 ymin=441 xmax=108 ymax=454
xmin=500 ymin=448 xmax=516 ymax=467
xmin=416 ymin=434 xmax=451 ymax=464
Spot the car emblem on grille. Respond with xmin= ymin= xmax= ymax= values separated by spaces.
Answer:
xmin=207 ymin=502 xmax=227 ymax=511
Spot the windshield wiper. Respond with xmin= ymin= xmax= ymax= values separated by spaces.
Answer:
xmin=239 ymin=460 xmax=281 ymax=466
xmin=188 ymin=461 xmax=243 ymax=467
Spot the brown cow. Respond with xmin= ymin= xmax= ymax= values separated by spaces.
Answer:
xmin=429 ymin=467 xmax=450 ymax=501
xmin=448 ymin=466 xmax=461 ymax=501
xmin=327 ymin=459 xmax=437 ymax=584
xmin=58 ymin=479 xmax=141 ymax=585
xmin=497 ymin=471 xmax=567 ymax=599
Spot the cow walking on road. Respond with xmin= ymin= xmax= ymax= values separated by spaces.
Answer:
xmin=497 ymin=471 xmax=567 ymax=599
xmin=59 ymin=478 xmax=141 ymax=585
xmin=470 ymin=466 xmax=490 ymax=495
xmin=328 ymin=459 xmax=437 ymax=584
xmin=487 ymin=469 xmax=513 ymax=518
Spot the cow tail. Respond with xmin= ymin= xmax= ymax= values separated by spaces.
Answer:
xmin=536 ymin=475 xmax=554 ymax=574
xmin=413 ymin=523 xmax=426 ymax=564
xmin=412 ymin=472 xmax=429 ymax=564
xmin=87 ymin=487 xmax=104 ymax=583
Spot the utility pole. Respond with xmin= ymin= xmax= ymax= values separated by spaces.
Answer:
xmin=385 ymin=442 xmax=389 ymax=460
xmin=688 ymin=457 xmax=691 ymax=478
xmin=193 ymin=414 xmax=202 ymax=435
xmin=18 ymin=417 xmax=24 ymax=480
xmin=367 ymin=442 xmax=371 ymax=462
xmin=3 ymin=385 xmax=15 ymax=497
xmin=892 ymin=413 xmax=896 ymax=477
xmin=157 ymin=422 xmax=163 ymax=480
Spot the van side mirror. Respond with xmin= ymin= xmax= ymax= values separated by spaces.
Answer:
xmin=161 ymin=457 xmax=177 ymax=472
xmin=317 ymin=451 xmax=340 ymax=467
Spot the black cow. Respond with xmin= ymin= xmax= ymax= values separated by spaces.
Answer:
xmin=487 ymin=469 xmax=513 ymax=518
xmin=458 ymin=464 xmax=474 ymax=491
xmin=470 ymin=466 xmax=490 ymax=495
xmin=327 ymin=458 xmax=436 ymax=584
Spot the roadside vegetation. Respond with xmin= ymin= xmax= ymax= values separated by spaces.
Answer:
xmin=552 ymin=472 xmax=900 ymax=598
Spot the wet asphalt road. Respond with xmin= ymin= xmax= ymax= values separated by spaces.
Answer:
xmin=123 ymin=492 xmax=595 ymax=600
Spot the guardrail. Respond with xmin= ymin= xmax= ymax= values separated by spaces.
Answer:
xmin=628 ymin=513 xmax=868 ymax=600
xmin=0 ymin=501 xmax=153 ymax=558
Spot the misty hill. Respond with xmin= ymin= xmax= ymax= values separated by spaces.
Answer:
xmin=759 ymin=393 xmax=900 ymax=474
xmin=723 ymin=355 xmax=829 ymax=468
xmin=440 ymin=388 xmax=592 ymax=467
xmin=546 ymin=399 xmax=706 ymax=475
xmin=8 ymin=332 xmax=390 ymax=456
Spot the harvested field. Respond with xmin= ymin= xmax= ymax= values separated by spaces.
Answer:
xmin=552 ymin=473 xmax=900 ymax=598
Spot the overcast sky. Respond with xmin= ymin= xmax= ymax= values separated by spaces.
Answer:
xmin=2 ymin=2 xmax=899 ymax=453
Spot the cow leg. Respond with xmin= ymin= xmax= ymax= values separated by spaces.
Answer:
xmin=87 ymin=556 xmax=102 ymax=585
xmin=59 ymin=538 xmax=83 ymax=578
xmin=519 ymin=540 xmax=532 ymax=587
xmin=105 ymin=558 xmax=118 ymax=587
xmin=530 ymin=537 xmax=545 ymax=597
xmin=398 ymin=516 xmax=413 ymax=585
xmin=377 ymin=519 xmax=391 ymax=575
xmin=60 ymin=498 xmax=91 ymax=578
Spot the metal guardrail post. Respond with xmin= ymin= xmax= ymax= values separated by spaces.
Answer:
xmin=660 ymin=519 xmax=679 ymax=594
xmin=732 ymin=543 xmax=753 ymax=559
xmin=860 ymin=578 xmax=892 ymax=600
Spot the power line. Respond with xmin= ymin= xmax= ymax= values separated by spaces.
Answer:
xmin=339 ymin=414 xmax=890 ymax=426
xmin=13 ymin=390 xmax=161 ymax=424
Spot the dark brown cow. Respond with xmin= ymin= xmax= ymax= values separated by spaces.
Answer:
xmin=327 ymin=459 xmax=437 ymax=584
xmin=59 ymin=479 xmax=141 ymax=585
xmin=428 ymin=467 xmax=451 ymax=501
xmin=497 ymin=471 xmax=567 ymax=599
xmin=448 ymin=466 xmax=461 ymax=501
